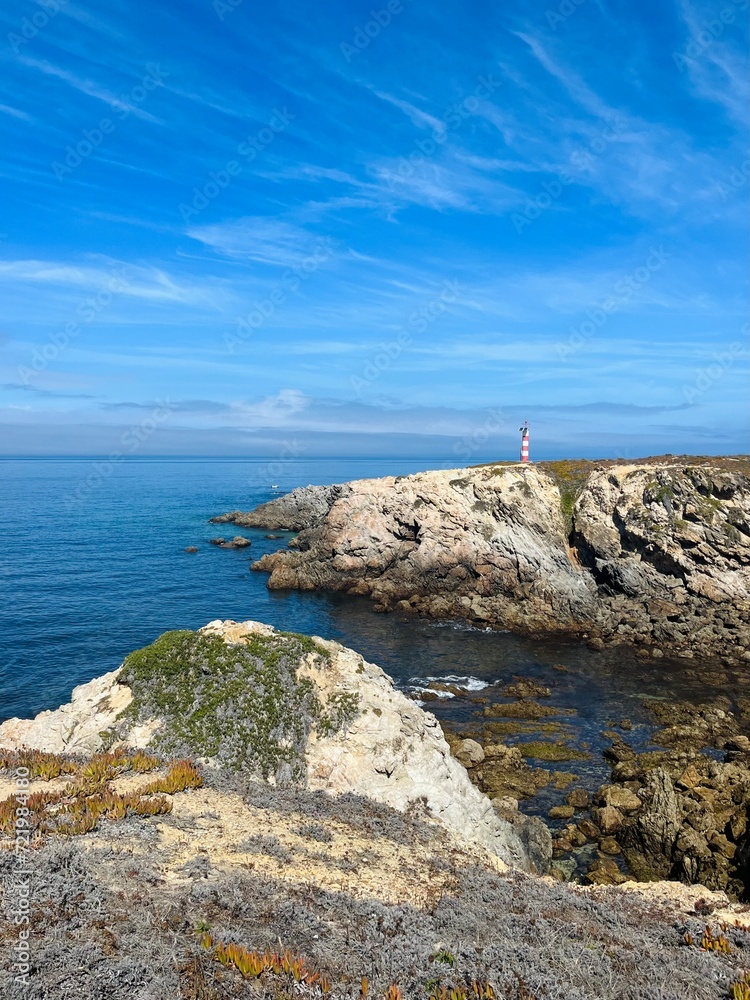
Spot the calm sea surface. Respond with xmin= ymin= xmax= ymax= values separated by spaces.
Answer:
xmin=0 ymin=458 xmax=738 ymax=820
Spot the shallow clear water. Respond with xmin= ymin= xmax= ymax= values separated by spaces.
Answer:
xmin=1 ymin=457 xmax=743 ymax=823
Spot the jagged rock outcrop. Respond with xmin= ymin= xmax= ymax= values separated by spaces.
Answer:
xmin=253 ymin=466 xmax=599 ymax=635
xmin=588 ymin=700 xmax=750 ymax=898
xmin=214 ymin=484 xmax=353 ymax=531
xmin=234 ymin=459 xmax=750 ymax=660
xmin=575 ymin=464 xmax=750 ymax=661
xmin=0 ymin=620 xmax=545 ymax=872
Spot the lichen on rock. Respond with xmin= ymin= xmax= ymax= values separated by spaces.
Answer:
xmin=115 ymin=627 xmax=334 ymax=782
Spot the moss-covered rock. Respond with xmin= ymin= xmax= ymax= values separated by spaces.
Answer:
xmin=117 ymin=628 xmax=344 ymax=782
xmin=516 ymin=741 xmax=591 ymax=763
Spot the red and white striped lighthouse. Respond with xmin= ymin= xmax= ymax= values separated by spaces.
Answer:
xmin=519 ymin=420 xmax=530 ymax=463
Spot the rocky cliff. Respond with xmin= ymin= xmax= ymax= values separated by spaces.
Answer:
xmin=0 ymin=619 xmax=545 ymax=872
xmin=234 ymin=458 xmax=750 ymax=662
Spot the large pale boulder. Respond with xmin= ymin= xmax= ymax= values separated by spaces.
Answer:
xmin=0 ymin=620 xmax=541 ymax=871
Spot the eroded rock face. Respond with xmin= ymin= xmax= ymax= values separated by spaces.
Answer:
xmin=0 ymin=671 xmax=132 ymax=755
xmin=575 ymin=465 xmax=750 ymax=660
xmin=238 ymin=460 xmax=750 ymax=660
xmin=252 ymin=466 xmax=598 ymax=636
xmin=0 ymin=620 xmax=540 ymax=873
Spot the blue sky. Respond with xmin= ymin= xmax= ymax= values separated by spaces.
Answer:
xmin=0 ymin=0 xmax=747 ymax=460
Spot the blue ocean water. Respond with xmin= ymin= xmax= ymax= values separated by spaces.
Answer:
xmin=0 ymin=457 xmax=732 ymax=816
xmin=0 ymin=457 xmax=444 ymax=721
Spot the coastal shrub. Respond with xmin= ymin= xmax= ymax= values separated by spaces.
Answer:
xmin=199 ymin=933 xmax=333 ymax=992
xmin=0 ymin=748 xmax=78 ymax=780
xmin=117 ymin=628 xmax=349 ymax=782
xmin=0 ymin=753 xmax=201 ymax=838
xmin=236 ymin=833 xmax=293 ymax=863
xmin=4 ymin=815 xmax=747 ymax=1000
xmin=539 ymin=460 xmax=593 ymax=534
xmin=294 ymin=821 xmax=334 ymax=842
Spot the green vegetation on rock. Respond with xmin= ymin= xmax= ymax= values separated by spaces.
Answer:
xmin=118 ymin=628 xmax=356 ymax=782
xmin=516 ymin=741 xmax=591 ymax=762
xmin=541 ymin=460 xmax=593 ymax=533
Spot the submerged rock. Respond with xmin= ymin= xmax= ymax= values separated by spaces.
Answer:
xmin=501 ymin=676 xmax=552 ymax=699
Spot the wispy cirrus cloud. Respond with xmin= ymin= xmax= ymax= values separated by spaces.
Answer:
xmin=19 ymin=57 xmax=162 ymax=123
xmin=0 ymin=0 xmax=745 ymax=457
xmin=186 ymin=218 xmax=335 ymax=266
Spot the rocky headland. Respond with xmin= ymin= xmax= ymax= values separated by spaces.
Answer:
xmin=220 ymin=456 xmax=750 ymax=663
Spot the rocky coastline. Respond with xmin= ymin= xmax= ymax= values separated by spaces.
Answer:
xmin=4 ymin=619 xmax=750 ymax=997
xmin=216 ymin=456 xmax=750 ymax=663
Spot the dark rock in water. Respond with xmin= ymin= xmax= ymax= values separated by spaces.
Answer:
xmin=461 ymin=741 xmax=550 ymax=801
xmin=566 ymin=787 xmax=590 ymax=810
xmin=211 ymin=536 xmax=251 ymax=549
xmin=577 ymin=818 xmax=601 ymax=841
xmin=599 ymin=836 xmax=621 ymax=855
xmin=594 ymin=806 xmax=625 ymax=835
xmin=184 ymin=546 xmax=199 ymax=553
xmin=209 ymin=511 xmax=243 ymax=523
xmin=484 ymin=699 xmax=563 ymax=720
xmin=585 ymin=857 xmax=628 ymax=885
xmin=548 ymin=804 xmax=575 ymax=820
xmin=502 ymin=676 xmax=551 ymax=699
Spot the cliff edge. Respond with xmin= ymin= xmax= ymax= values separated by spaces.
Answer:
xmin=238 ymin=458 xmax=750 ymax=661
